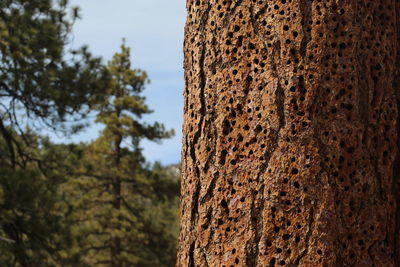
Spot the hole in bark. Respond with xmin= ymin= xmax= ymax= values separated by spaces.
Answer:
xmin=220 ymin=199 xmax=228 ymax=208
xmin=269 ymin=258 xmax=276 ymax=266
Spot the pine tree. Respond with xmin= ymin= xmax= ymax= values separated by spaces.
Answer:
xmin=66 ymin=42 xmax=174 ymax=266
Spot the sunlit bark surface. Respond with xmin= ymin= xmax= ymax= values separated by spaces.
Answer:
xmin=178 ymin=1 xmax=399 ymax=266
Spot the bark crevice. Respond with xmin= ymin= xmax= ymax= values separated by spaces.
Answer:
xmin=188 ymin=241 xmax=195 ymax=267
xmin=294 ymin=205 xmax=315 ymax=266
xmin=200 ymin=171 xmax=219 ymax=204
xmin=188 ymin=4 xmax=212 ymax=227
xmin=299 ymin=0 xmax=312 ymax=58
xmin=245 ymin=188 xmax=265 ymax=267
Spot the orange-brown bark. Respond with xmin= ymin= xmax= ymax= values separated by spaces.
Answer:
xmin=178 ymin=1 xmax=399 ymax=266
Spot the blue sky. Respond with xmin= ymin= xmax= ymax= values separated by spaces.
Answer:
xmin=60 ymin=0 xmax=186 ymax=165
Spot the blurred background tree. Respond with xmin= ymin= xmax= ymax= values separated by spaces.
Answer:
xmin=64 ymin=43 xmax=176 ymax=266
xmin=0 ymin=133 xmax=76 ymax=266
xmin=0 ymin=0 xmax=110 ymax=147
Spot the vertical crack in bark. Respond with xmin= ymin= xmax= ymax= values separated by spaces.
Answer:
xmin=275 ymin=76 xmax=286 ymax=132
xmin=191 ymin=180 xmax=201 ymax=224
xmin=294 ymin=205 xmax=315 ymax=266
xmin=299 ymin=0 xmax=312 ymax=58
xmin=367 ymin=240 xmax=378 ymax=266
xmin=246 ymin=187 xmax=265 ymax=267
xmin=189 ymin=39 xmax=206 ymax=165
xmin=183 ymin=135 xmax=189 ymax=180
xmin=188 ymin=241 xmax=195 ymax=267
xmin=184 ymin=73 xmax=190 ymax=111
xmin=189 ymin=3 xmax=211 ymax=162
xmin=202 ymin=37 xmax=219 ymax=176
xmin=200 ymin=171 xmax=219 ymax=204
xmin=189 ymin=2 xmax=212 ymax=230
xmin=200 ymin=207 xmax=213 ymax=230
xmin=270 ymin=52 xmax=286 ymax=133
xmin=201 ymin=248 xmax=210 ymax=267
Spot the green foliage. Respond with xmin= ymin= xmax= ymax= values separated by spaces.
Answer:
xmin=138 ymin=163 xmax=180 ymax=267
xmin=0 ymin=1 xmax=179 ymax=266
xmin=0 ymin=0 xmax=109 ymax=130
xmin=64 ymin=43 xmax=176 ymax=266
xmin=0 ymin=1 xmax=111 ymax=262
xmin=0 ymin=133 xmax=78 ymax=266
xmin=96 ymin=41 xmax=173 ymax=145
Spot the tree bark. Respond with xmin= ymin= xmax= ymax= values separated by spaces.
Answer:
xmin=178 ymin=1 xmax=399 ymax=266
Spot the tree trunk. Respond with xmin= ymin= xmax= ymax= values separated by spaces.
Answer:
xmin=111 ymin=131 xmax=122 ymax=267
xmin=178 ymin=1 xmax=399 ymax=266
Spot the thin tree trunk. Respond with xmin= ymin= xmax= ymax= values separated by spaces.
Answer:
xmin=178 ymin=1 xmax=399 ymax=266
xmin=111 ymin=131 xmax=122 ymax=267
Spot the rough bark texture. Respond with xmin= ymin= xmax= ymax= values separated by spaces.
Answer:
xmin=178 ymin=1 xmax=399 ymax=266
